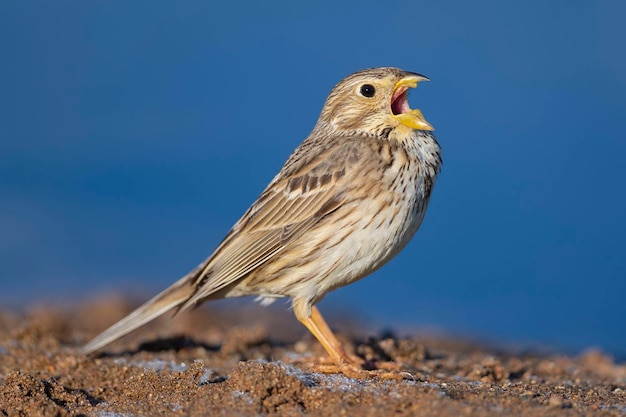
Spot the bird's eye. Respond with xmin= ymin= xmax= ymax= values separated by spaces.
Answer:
xmin=360 ymin=84 xmax=376 ymax=98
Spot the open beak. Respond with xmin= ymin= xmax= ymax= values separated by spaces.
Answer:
xmin=391 ymin=74 xmax=434 ymax=131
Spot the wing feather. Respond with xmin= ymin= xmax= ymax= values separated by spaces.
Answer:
xmin=179 ymin=137 xmax=361 ymax=308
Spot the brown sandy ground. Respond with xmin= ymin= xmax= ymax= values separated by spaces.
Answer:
xmin=0 ymin=295 xmax=624 ymax=416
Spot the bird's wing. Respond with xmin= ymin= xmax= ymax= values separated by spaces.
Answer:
xmin=82 ymin=136 xmax=363 ymax=354
xmin=180 ymin=137 xmax=362 ymax=308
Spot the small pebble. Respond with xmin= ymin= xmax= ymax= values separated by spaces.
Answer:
xmin=548 ymin=394 xmax=563 ymax=408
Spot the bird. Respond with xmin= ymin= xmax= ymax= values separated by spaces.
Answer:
xmin=83 ymin=67 xmax=442 ymax=376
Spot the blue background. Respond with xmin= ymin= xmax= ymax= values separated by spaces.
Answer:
xmin=1 ymin=1 xmax=625 ymax=356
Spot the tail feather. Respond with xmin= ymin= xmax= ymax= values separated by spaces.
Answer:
xmin=82 ymin=275 xmax=195 ymax=354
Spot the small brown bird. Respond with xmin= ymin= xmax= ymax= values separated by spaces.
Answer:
xmin=83 ymin=67 xmax=442 ymax=376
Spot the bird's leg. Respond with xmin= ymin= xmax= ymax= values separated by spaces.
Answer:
xmin=292 ymin=302 xmax=407 ymax=379
xmin=298 ymin=305 xmax=364 ymax=367
xmin=293 ymin=302 xmax=375 ymax=378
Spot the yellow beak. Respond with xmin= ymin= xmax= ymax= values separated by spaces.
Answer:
xmin=391 ymin=75 xmax=434 ymax=131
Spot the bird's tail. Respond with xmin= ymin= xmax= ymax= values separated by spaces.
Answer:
xmin=82 ymin=273 xmax=197 ymax=354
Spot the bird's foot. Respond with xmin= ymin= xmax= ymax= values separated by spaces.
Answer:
xmin=290 ymin=356 xmax=410 ymax=380
xmin=305 ymin=361 xmax=410 ymax=380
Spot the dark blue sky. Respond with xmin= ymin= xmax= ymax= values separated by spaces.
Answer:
xmin=1 ymin=1 xmax=625 ymax=355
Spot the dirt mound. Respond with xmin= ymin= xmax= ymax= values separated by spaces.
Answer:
xmin=0 ymin=297 xmax=624 ymax=416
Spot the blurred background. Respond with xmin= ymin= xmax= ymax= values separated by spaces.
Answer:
xmin=1 ymin=1 xmax=624 ymax=357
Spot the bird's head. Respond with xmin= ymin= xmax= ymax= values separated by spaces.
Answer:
xmin=318 ymin=67 xmax=434 ymax=138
